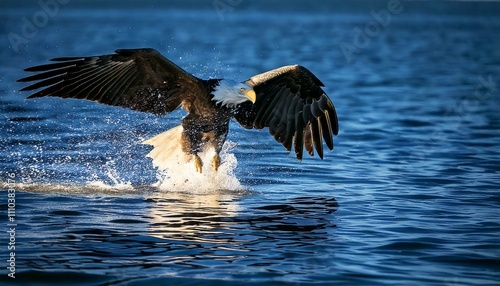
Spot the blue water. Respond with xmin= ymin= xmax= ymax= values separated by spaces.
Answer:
xmin=1 ymin=0 xmax=500 ymax=285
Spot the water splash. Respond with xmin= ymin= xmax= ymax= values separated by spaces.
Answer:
xmin=0 ymin=181 xmax=135 ymax=195
xmin=154 ymin=140 xmax=243 ymax=193
xmin=2 ymin=112 xmax=244 ymax=194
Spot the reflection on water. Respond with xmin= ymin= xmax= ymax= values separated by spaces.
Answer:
xmin=0 ymin=186 xmax=338 ymax=284
xmin=146 ymin=191 xmax=243 ymax=243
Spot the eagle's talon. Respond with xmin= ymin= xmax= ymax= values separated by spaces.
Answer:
xmin=194 ymin=155 xmax=203 ymax=173
xmin=212 ymin=154 xmax=221 ymax=172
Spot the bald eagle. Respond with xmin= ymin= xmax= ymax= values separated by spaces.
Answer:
xmin=18 ymin=48 xmax=338 ymax=173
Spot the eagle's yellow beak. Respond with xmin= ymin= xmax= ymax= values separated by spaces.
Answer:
xmin=245 ymin=89 xmax=257 ymax=103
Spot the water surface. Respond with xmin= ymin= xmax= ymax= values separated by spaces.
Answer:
xmin=1 ymin=1 xmax=499 ymax=285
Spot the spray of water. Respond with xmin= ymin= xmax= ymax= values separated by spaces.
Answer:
xmin=153 ymin=140 xmax=243 ymax=193
xmin=1 ymin=141 xmax=243 ymax=194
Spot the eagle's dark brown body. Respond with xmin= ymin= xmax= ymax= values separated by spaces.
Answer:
xmin=179 ymin=79 xmax=234 ymax=170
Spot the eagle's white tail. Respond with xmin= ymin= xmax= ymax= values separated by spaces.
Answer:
xmin=143 ymin=125 xmax=186 ymax=171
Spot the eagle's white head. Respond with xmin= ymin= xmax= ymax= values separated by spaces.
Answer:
xmin=212 ymin=79 xmax=257 ymax=108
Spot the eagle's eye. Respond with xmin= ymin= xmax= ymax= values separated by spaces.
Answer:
xmin=239 ymin=87 xmax=245 ymax=92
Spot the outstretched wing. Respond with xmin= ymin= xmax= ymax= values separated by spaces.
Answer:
xmin=234 ymin=65 xmax=338 ymax=161
xmin=17 ymin=48 xmax=204 ymax=115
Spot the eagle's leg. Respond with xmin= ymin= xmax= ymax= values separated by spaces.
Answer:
xmin=181 ymin=116 xmax=230 ymax=173
xmin=180 ymin=120 xmax=205 ymax=173
xmin=212 ymin=154 xmax=221 ymax=172
xmin=211 ymin=122 xmax=229 ymax=172
xmin=194 ymin=154 xmax=203 ymax=173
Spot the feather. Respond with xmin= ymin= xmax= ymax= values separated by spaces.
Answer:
xmin=294 ymin=112 xmax=305 ymax=161
xmin=304 ymin=123 xmax=314 ymax=156
xmin=320 ymin=112 xmax=334 ymax=150
xmin=311 ymin=117 xmax=323 ymax=159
